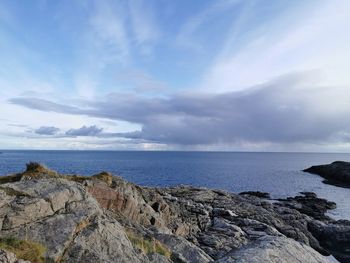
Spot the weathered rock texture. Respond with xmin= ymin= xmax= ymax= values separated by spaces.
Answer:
xmin=0 ymin=163 xmax=349 ymax=262
xmin=304 ymin=161 xmax=350 ymax=187
xmin=0 ymin=249 xmax=30 ymax=263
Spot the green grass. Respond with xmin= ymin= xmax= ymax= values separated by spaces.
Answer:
xmin=0 ymin=237 xmax=46 ymax=263
xmin=126 ymin=230 xmax=171 ymax=258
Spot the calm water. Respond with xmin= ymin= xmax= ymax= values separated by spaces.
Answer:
xmin=0 ymin=150 xmax=349 ymax=220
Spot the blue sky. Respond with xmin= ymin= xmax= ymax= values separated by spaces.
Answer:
xmin=1 ymin=0 xmax=350 ymax=151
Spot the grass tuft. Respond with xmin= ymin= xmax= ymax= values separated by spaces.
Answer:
xmin=92 ymin=171 xmax=113 ymax=186
xmin=22 ymin=162 xmax=59 ymax=178
xmin=0 ymin=174 xmax=22 ymax=185
xmin=0 ymin=237 xmax=46 ymax=263
xmin=65 ymin=175 xmax=91 ymax=183
xmin=126 ymin=230 xmax=171 ymax=258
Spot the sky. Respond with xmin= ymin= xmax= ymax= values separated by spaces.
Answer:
xmin=0 ymin=0 xmax=350 ymax=151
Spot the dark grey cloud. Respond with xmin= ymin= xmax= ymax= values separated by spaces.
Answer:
xmin=9 ymin=73 xmax=350 ymax=146
xmin=65 ymin=125 xmax=103 ymax=136
xmin=35 ymin=126 xmax=60 ymax=135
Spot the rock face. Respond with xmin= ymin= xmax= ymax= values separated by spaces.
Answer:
xmin=0 ymin=249 xmax=30 ymax=263
xmin=0 ymin=163 xmax=349 ymax=262
xmin=304 ymin=161 xmax=350 ymax=187
xmin=216 ymin=236 xmax=332 ymax=263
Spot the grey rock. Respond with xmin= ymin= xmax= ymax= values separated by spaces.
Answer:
xmin=216 ymin=235 xmax=332 ymax=263
xmin=0 ymin=178 xmax=103 ymax=261
xmin=0 ymin=249 xmax=30 ymax=263
xmin=148 ymin=253 xmax=172 ymax=263
xmin=62 ymin=216 xmax=145 ymax=263
xmin=0 ymin=163 xmax=348 ymax=263
xmin=155 ymin=234 xmax=213 ymax=263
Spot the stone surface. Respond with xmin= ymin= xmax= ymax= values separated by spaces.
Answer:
xmin=0 ymin=163 xmax=348 ymax=262
xmin=62 ymin=216 xmax=146 ymax=263
xmin=239 ymin=191 xmax=271 ymax=199
xmin=0 ymin=249 xmax=30 ymax=263
xmin=155 ymin=234 xmax=213 ymax=263
xmin=216 ymin=236 xmax=332 ymax=263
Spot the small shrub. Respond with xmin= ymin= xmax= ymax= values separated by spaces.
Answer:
xmin=0 ymin=237 xmax=46 ymax=263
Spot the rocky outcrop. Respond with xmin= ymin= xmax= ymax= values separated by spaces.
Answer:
xmin=304 ymin=161 xmax=350 ymax=187
xmin=0 ymin=163 xmax=349 ymax=262
xmin=277 ymin=192 xmax=337 ymax=221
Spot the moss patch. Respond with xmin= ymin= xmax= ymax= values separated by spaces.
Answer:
xmin=126 ymin=230 xmax=171 ymax=258
xmin=0 ymin=237 xmax=46 ymax=263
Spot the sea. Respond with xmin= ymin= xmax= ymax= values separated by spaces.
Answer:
xmin=0 ymin=150 xmax=349 ymax=220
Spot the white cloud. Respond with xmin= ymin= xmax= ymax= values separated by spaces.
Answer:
xmin=176 ymin=0 xmax=241 ymax=50
xmin=200 ymin=0 xmax=350 ymax=93
xmin=128 ymin=0 xmax=160 ymax=54
xmin=9 ymin=72 xmax=350 ymax=151
xmin=89 ymin=0 xmax=130 ymax=64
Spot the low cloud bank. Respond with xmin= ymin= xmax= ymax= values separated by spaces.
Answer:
xmin=10 ymin=73 xmax=350 ymax=147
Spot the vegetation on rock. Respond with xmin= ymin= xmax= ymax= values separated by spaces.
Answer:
xmin=92 ymin=171 xmax=113 ymax=186
xmin=0 ymin=237 xmax=46 ymax=263
xmin=22 ymin=162 xmax=60 ymax=179
xmin=126 ymin=229 xmax=171 ymax=258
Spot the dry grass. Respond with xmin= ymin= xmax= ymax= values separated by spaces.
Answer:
xmin=0 ymin=162 xmax=116 ymax=189
xmin=92 ymin=171 xmax=113 ymax=186
xmin=66 ymin=175 xmax=91 ymax=183
xmin=22 ymin=162 xmax=60 ymax=179
xmin=126 ymin=230 xmax=171 ymax=258
xmin=0 ymin=174 xmax=22 ymax=185
xmin=0 ymin=237 xmax=46 ymax=263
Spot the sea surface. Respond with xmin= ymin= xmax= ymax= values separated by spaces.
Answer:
xmin=0 ymin=150 xmax=349 ymax=220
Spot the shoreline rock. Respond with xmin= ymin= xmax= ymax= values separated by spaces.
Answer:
xmin=0 ymin=163 xmax=349 ymax=262
xmin=303 ymin=161 xmax=350 ymax=188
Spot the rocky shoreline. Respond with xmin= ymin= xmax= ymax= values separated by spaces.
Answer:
xmin=304 ymin=161 xmax=350 ymax=188
xmin=0 ymin=163 xmax=349 ymax=262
